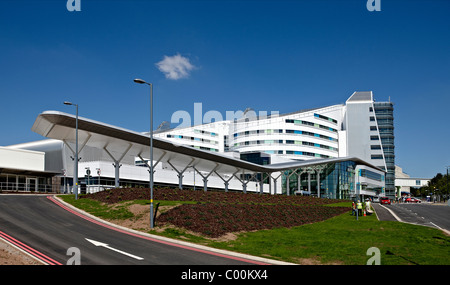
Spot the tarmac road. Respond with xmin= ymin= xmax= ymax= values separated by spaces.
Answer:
xmin=373 ymin=202 xmax=450 ymax=233
xmin=0 ymin=194 xmax=283 ymax=265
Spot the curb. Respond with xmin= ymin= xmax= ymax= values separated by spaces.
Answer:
xmin=51 ymin=195 xmax=296 ymax=265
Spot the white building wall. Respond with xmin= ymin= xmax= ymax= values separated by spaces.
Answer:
xmin=0 ymin=147 xmax=45 ymax=172
xmin=355 ymin=165 xmax=386 ymax=197
xmin=78 ymin=161 xmax=281 ymax=195
xmin=229 ymin=105 xmax=342 ymax=160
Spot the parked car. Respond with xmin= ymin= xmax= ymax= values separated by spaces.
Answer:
xmin=405 ymin=197 xmax=421 ymax=203
xmin=380 ymin=197 xmax=391 ymax=205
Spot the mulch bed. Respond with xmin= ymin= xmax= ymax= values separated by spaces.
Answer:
xmin=84 ymin=187 xmax=344 ymax=205
xmin=83 ymin=187 xmax=350 ymax=238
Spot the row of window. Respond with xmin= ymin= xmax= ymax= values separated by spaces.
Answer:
xmin=359 ymin=169 xmax=384 ymax=182
xmin=285 ymin=119 xmax=338 ymax=132
xmin=285 ymin=129 xmax=338 ymax=142
xmin=371 ymin=145 xmax=393 ymax=152
xmin=371 ymin=136 xmax=395 ymax=142
xmin=189 ymin=145 xmax=219 ymax=152
xmin=370 ymin=126 xmax=394 ymax=132
xmin=371 ymin=155 xmax=384 ymax=160
xmin=233 ymin=139 xmax=338 ymax=151
xmin=234 ymin=129 xmax=283 ymax=137
xmin=285 ymin=150 xmax=331 ymax=159
xmin=193 ymin=129 xmax=218 ymax=137
xmin=313 ymin=113 xmax=338 ymax=124
xmin=166 ymin=134 xmax=219 ymax=145
xmin=234 ymin=129 xmax=338 ymax=142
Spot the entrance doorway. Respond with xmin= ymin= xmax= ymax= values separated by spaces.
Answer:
xmin=26 ymin=178 xmax=37 ymax=192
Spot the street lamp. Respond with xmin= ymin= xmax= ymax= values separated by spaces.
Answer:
xmin=63 ymin=101 xmax=79 ymax=200
xmin=134 ymin=78 xmax=154 ymax=229
xmin=446 ymin=166 xmax=450 ymax=197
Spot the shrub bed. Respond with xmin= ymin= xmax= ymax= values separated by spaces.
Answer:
xmin=84 ymin=187 xmax=344 ymax=206
xmin=157 ymin=203 xmax=349 ymax=238
xmin=82 ymin=187 xmax=350 ymax=238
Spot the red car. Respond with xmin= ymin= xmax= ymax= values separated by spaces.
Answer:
xmin=405 ymin=197 xmax=421 ymax=203
xmin=380 ymin=197 xmax=391 ymax=205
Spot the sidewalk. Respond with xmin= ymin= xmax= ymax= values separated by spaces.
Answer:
xmin=372 ymin=203 xmax=397 ymax=221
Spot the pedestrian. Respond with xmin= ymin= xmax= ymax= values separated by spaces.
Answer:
xmin=365 ymin=198 xmax=373 ymax=215
xmin=357 ymin=200 xmax=363 ymax=216
xmin=352 ymin=201 xmax=357 ymax=216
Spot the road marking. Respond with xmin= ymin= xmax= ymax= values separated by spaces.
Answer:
xmin=429 ymin=222 xmax=443 ymax=230
xmin=0 ymin=230 xmax=62 ymax=265
xmin=85 ymin=238 xmax=144 ymax=260
xmin=378 ymin=204 xmax=403 ymax=222
xmin=49 ymin=196 xmax=283 ymax=265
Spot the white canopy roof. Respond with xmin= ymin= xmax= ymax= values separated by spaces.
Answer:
xmin=32 ymin=111 xmax=384 ymax=177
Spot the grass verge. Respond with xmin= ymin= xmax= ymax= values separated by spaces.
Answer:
xmin=59 ymin=195 xmax=450 ymax=265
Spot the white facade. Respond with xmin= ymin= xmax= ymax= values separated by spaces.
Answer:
xmin=4 ymin=91 xmax=391 ymax=199
xmin=149 ymin=91 xmax=392 ymax=198
xmin=155 ymin=104 xmax=345 ymax=162
xmin=156 ymin=92 xmax=391 ymax=175
xmin=0 ymin=146 xmax=45 ymax=172
xmin=395 ymin=165 xmax=430 ymax=194
xmin=0 ymin=146 xmax=56 ymax=192
xmin=78 ymin=160 xmax=269 ymax=194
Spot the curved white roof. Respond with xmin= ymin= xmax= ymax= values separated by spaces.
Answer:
xmin=32 ymin=111 xmax=384 ymax=175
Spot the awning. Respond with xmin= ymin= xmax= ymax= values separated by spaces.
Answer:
xmin=31 ymin=111 xmax=385 ymax=177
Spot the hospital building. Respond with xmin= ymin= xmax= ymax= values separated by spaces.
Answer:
xmin=0 ymin=91 xmax=395 ymax=200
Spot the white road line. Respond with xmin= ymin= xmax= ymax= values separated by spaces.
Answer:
xmin=86 ymin=238 xmax=144 ymax=260
xmin=378 ymin=204 xmax=403 ymax=222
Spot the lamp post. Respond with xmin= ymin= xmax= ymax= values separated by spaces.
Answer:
xmin=134 ymin=78 xmax=154 ymax=229
xmin=63 ymin=101 xmax=79 ymax=200
xmin=446 ymin=166 xmax=449 ymax=197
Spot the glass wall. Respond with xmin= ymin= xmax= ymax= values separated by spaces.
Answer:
xmin=0 ymin=174 xmax=54 ymax=192
xmin=281 ymin=161 xmax=356 ymax=200
xmin=374 ymin=101 xmax=395 ymax=198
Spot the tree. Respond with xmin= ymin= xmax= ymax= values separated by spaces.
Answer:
xmin=420 ymin=172 xmax=449 ymax=198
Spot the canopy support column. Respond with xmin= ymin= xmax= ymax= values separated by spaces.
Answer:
xmin=138 ymin=151 xmax=166 ymax=174
xmin=286 ymin=169 xmax=299 ymax=196
xmin=103 ymin=143 xmax=132 ymax=188
xmin=215 ymin=170 xmax=238 ymax=192
xmin=167 ymin=158 xmax=194 ymax=190
xmin=259 ymin=173 xmax=269 ymax=194
xmin=270 ymin=172 xmax=281 ymax=195
xmin=233 ymin=171 xmax=256 ymax=194
xmin=297 ymin=169 xmax=307 ymax=195
xmin=193 ymin=165 xmax=218 ymax=192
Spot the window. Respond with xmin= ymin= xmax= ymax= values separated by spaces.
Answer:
xmin=370 ymin=116 xmax=375 ymax=121
xmin=360 ymin=169 xmax=383 ymax=181
xmin=314 ymin=113 xmax=338 ymax=124
xmin=371 ymin=145 xmax=381 ymax=150
xmin=285 ymin=118 xmax=337 ymax=132
xmin=371 ymin=155 xmax=383 ymax=159
xmin=370 ymin=136 xmax=379 ymax=140
xmin=370 ymin=126 xmax=377 ymax=131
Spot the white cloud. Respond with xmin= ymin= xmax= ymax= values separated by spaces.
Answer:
xmin=156 ymin=54 xmax=195 ymax=80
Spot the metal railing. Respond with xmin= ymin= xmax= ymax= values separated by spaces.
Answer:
xmin=0 ymin=182 xmax=55 ymax=193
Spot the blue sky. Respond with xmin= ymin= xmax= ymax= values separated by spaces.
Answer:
xmin=0 ymin=0 xmax=449 ymax=178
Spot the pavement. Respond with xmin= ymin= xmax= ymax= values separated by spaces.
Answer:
xmin=372 ymin=203 xmax=398 ymax=221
